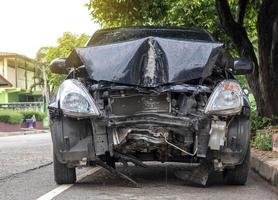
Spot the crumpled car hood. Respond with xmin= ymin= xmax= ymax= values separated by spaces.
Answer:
xmin=67 ymin=37 xmax=224 ymax=87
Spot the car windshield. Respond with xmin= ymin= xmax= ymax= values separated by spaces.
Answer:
xmin=87 ymin=27 xmax=214 ymax=46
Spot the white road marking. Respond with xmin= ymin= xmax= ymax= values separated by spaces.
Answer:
xmin=36 ymin=166 xmax=101 ymax=200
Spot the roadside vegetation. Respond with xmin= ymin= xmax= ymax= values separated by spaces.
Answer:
xmin=0 ymin=110 xmax=46 ymax=125
xmin=33 ymin=33 xmax=89 ymax=102
xmin=0 ymin=110 xmax=23 ymax=124
xmin=252 ymin=131 xmax=273 ymax=151
xmin=20 ymin=110 xmax=46 ymax=122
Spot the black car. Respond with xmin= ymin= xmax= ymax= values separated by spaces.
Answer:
xmin=49 ymin=27 xmax=253 ymax=186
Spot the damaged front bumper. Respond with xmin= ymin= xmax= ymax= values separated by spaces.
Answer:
xmin=49 ymin=107 xmax=250 ymax=171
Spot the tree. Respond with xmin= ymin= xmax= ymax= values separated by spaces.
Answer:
xmin=86 ymin=1 xmax=237 ymax=45
xmin=45 ymin=32 xmax=89 ymax=93
xmin=32 ymin=47 xmax=50 ymax=108
xmin=87 ymin=0 xmax=278 ymax=119
xmin=34 ymin=32 xmax=89 ymax=96
xmin=86 ymin=0 xmax=170 ymax=27
xmin=216 ymin=0 xmax=278 ymax=117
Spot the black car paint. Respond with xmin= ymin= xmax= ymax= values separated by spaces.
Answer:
xmin=68 ymin=37 xmax=224 ymax=87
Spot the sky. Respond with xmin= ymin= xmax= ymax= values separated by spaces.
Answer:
xmin=0 ymin=0 xmax=100 ymax=58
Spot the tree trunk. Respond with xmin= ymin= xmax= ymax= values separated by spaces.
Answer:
xmin=257 ymin=0 xmax=278 ymax=117
xmin=215 ymin=0 xmax=265 ymax=116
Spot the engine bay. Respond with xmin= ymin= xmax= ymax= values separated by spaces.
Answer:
xmin=88 ymin=83 xmax=212 ymax=162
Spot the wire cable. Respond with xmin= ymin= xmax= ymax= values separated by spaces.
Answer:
xmin=160 ymin=133 xmax=198 ymax=156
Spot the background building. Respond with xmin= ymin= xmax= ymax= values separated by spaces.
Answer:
xmin=0 ymin=52 xmax=43 ymax=110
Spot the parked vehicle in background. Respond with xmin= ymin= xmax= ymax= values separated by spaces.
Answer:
xmin=49 ymin=27 xmax=253 ymax=186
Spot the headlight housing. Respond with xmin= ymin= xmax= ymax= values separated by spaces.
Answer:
xmin=56 ymin=79 xmax=100 ymax=117
xmin=204 ymin=80 xmax=243 ymax=115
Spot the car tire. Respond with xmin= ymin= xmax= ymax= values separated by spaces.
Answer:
xmin=53 ymin=153 xmax=76 ymax=184
xmin=224 ymin=145 xmax=250 ymax=185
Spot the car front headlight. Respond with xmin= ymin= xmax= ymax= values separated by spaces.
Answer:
xmin=204 ymin=80 xmax=243 ymax=115
xmin=57 ymin=79 xmax=100 ymax=117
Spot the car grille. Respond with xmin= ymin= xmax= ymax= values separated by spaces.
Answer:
xmin=110 ymin=93 xmax=170 ymax=115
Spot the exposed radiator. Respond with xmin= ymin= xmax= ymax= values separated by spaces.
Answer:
xmin=110 ymin=93 xmax=170 ymax=115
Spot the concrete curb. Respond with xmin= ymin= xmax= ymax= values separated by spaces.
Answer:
xmin=251 ymin=148 xmax=278 ymax=187
xmin=0 ymin=129 xmax=49 ymax=137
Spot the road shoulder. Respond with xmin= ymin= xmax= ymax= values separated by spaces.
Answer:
xmin=251 ymin=148 xmax=278 ymax=187
xmin=0 ymin=129 xmax=49 ymax=137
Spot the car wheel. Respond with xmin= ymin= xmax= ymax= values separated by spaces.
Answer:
xmin=224 ymin=145 xmax=250 ymax=185
xmin=53 ymin=153 xmax=76 ymax=184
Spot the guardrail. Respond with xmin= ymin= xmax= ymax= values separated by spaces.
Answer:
xmin=0 ymin=102 xmax=44 ymax=111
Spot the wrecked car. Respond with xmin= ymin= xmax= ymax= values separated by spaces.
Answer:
xmin=49 ymin=27 xmax=253 ymax=186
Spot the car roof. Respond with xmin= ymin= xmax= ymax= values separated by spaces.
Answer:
xmin=86 ymin=26 xmax=215 ymax=46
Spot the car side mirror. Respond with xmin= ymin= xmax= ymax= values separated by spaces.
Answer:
xmin=233 ymin=58 xmax=254 ymax=75
xmin=49 ymin=58 xmax=69 ymax=74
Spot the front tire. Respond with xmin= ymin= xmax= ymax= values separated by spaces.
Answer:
xmin=224 ymin=145 xmax=250 ymax=185
xmin=53 ymin=153 xmax=76 ymax=184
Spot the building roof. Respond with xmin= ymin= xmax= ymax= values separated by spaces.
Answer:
xmin=0 ymin=52 xmax=34 ymax=62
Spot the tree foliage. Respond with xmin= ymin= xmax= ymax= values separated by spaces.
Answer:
xmin=87 ymin=0 xmax=254 ymax=48
xmin=35 ymin=32 xmax=89 ymax=94
xmin=87 ymin=0 xmax=170 ymax=27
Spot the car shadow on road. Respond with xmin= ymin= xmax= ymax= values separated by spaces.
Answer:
xmin=76 ymin=162 xmax=229 ymax=188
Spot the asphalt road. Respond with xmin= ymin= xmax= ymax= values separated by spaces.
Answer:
xmin=0 ymin=133 xmax=52 ymax=180
xmin=0 ymin=133 xmax=277 ymax=200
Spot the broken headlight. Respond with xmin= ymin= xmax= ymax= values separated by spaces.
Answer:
xmin=204 ymin=80 xmax=243 ymax=115
xmin=57 ymin=79 xmax=100 ymax=117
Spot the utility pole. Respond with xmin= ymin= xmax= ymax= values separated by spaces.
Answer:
xmin=35 ymin=60 xmax=49 ymax=112
xmin=42 ymin=62 xmax=49 ymax=107
xmin=40 ymin=61 xmax=49 ymax=113
xmin=37 ymin=47 xmax=49 ymax=112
